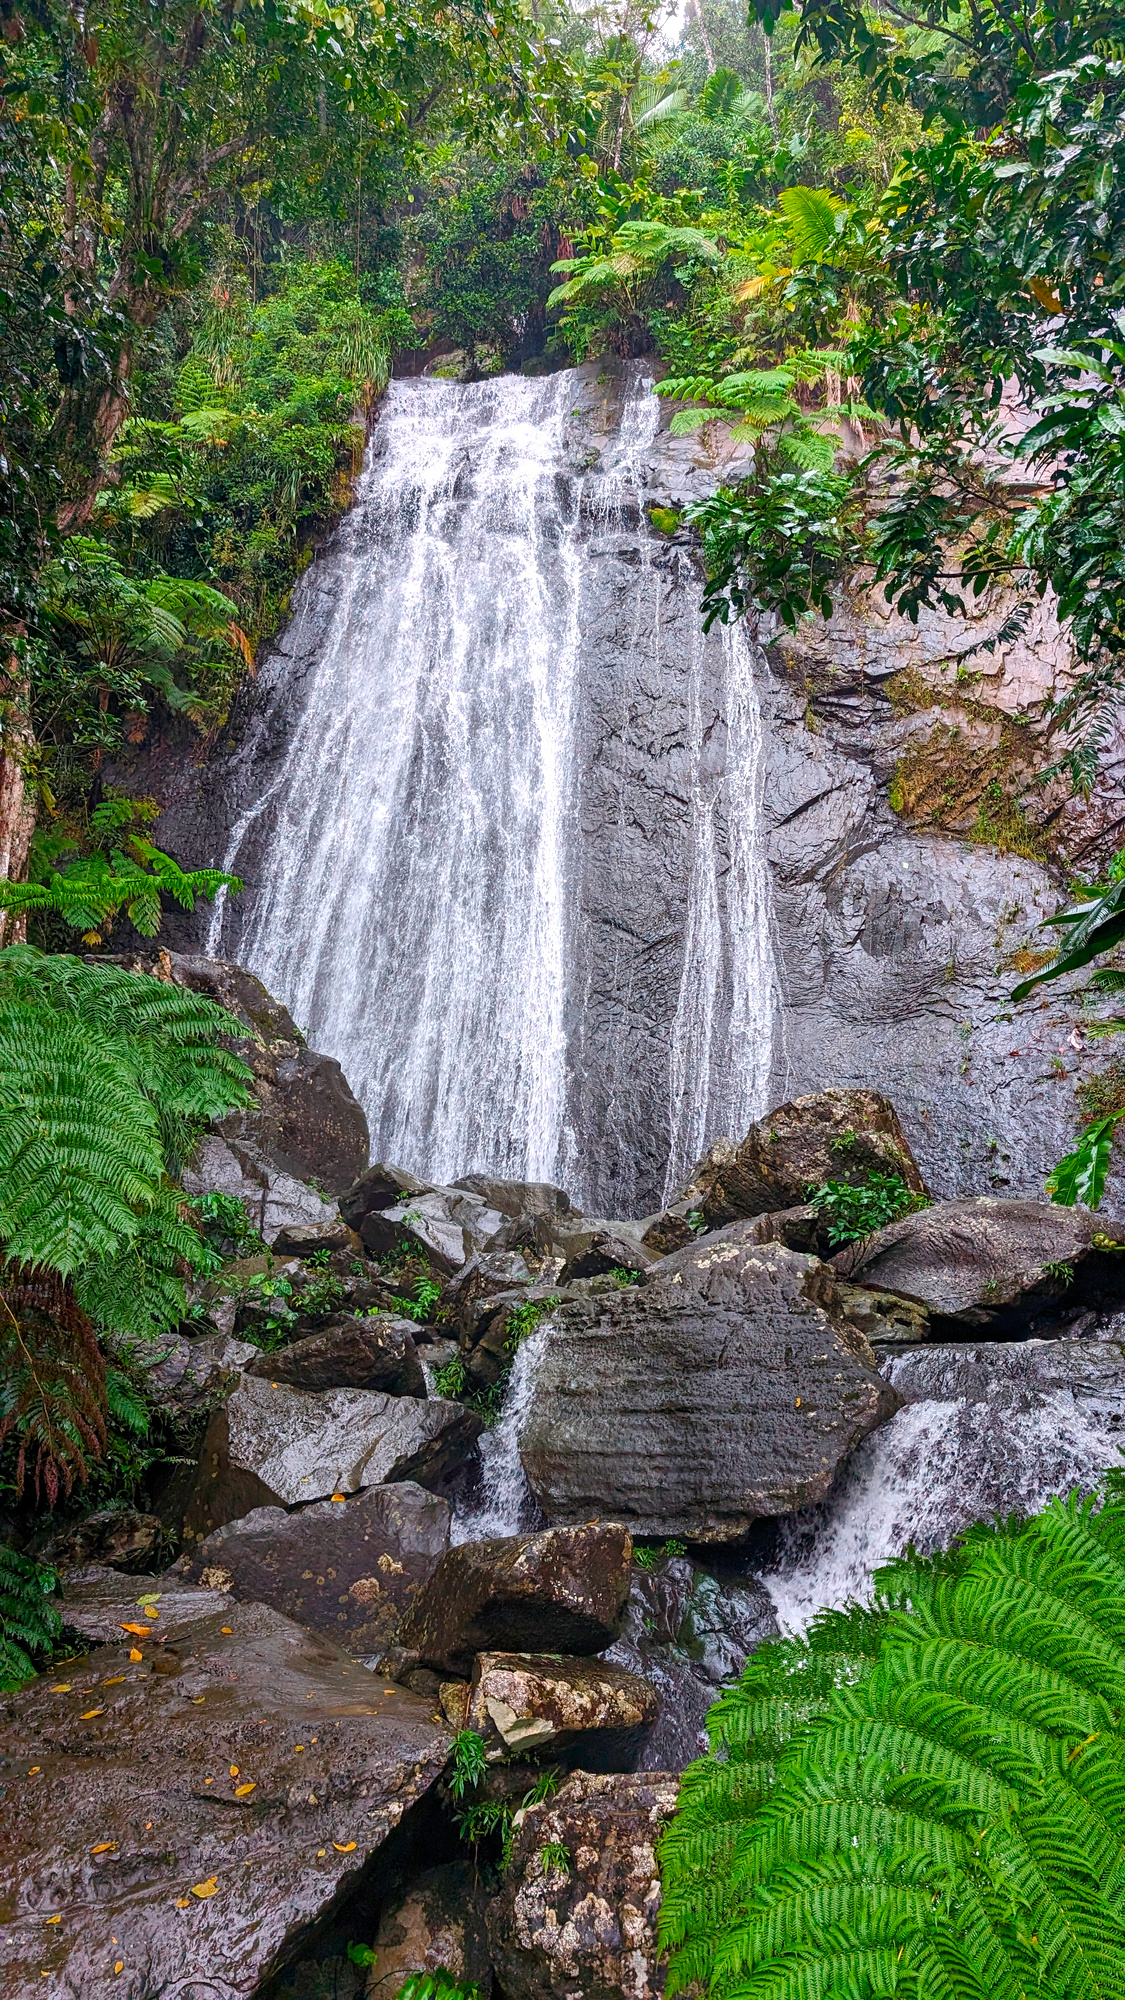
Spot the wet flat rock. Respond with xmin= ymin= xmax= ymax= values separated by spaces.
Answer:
xmin=0 ymin=1600 xmax=448 ymax=2000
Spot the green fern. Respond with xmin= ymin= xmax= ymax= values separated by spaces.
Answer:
xmin=660 ymin=1481 xmax=1125 ymax=2000
xmin=0 ymin=1543 xmax=61 ymax=1690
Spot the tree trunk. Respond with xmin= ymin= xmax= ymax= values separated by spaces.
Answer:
xmin=761 ymin=23 xmax=778 ymax=138
xmin=0 ymin=640 xmax=36 ymax=946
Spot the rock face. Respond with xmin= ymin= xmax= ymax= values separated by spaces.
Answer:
xmin=364 ymin=1861 xmax=493 ymax=2000
xmin=681 ymin=1088 xmax=927 ymax=1229
xmin=243 ymin=1317 xmax=427 ymax=1397
xmin=487 ymin=1770 xmax=679 ymax=2000
xmin=177 ymin=1482 xmax=451 ymax=1655
xmin=31 ymin=1507 xmax=165 ymax=1574
xmin=521 ymin=1229 xmax=901 ymax=1540
xmin=467 ymin=1652 xmax=659 ymax=1761
xmin=399 ymin=1524 xmax=633 ymax=1677
xmin=839 ymin=1196 xmax=1125 ymax=1326
xmin=183 ymin=1378 xmax=482 ymax=1537
xmin=0 ymin=1600 xmax=448 ymax=1999
xmin=57 ymin=1565 xmax=234 ymax=1645
xmin=356 ymin=1184 xmax=506 ymax=1275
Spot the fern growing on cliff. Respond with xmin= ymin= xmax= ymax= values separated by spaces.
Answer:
xmin=0 ymin=948 xmax=251 ymax=1494
xmin=0 ymin=1543 xmax=61 ymax=1689
xmin=660 ymin=1481 xmax=1125 ymax=2000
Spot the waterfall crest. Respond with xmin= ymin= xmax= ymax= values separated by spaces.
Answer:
xmin=210 ymin=367 xmax=778 ymax=1211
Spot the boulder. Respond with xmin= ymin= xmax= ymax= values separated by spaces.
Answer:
xmin=144 ymin=1329 xmax=258 ymax=1416
xmin=243 ymin=1317 xmax=427 ymax=1397
xmin=364 ymin=1861 xmax=493 ymax=2000
xmin=835 ymin=1282 xmax=930 ymax=1345
xmin=30 ymin=1508 xmax=164 ymax=1574
xmin=452 ymin=1175 xmax=579 ymax=1221
xmin=399 ymin=1524 xmax=633 ymax=1677
xmin=606 ymin=1560 xmax=778 ymax=1771
xmin=272 ymin=1218 xmax=363 ymax=1259
xmin=441 ymin=1251 xmax=535 ymax=1340
xmin=339 ymin=1162 xmax=432 ymax=1233
xmin=57 ymin=1564 xmax=234 ymax=1646
xmin=486 ymin=1770 xmax=678 ymax=2000
xmin=838 ymin=1196 xmax=1125 ymax=1326
xmin=680 ymin=1088 xmax=928 ymax=1229
xmin=555 ymin=1224 xmax=652 ymax=1285
xmin=520 ymin=1227 xmax=902 ymax=1541
xmin=467 ymin=1652 xmax=658 ymax=1762
xmin=358 ymin=1186 xmax=506 ymax=1276
xmin=183 ymin=1378 xmax=483 ymax=1539
xmin=177 ymin=1482 xmax=451 ymax=1655
xmin=0 ymin=1599 xmax=448 ymax=1997
xmin=185 ymin=1129 xmax=343 ymax=1244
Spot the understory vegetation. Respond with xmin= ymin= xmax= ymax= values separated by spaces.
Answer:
xmin=661 ymin=1478 xmax=1125 ymax=2000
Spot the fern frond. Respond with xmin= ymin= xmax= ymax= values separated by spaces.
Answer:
xmin=0 ymin=1543 xmax=61 ymax=1690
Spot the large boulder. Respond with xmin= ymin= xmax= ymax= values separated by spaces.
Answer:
xmin=452 ymin=1175 xmax=579 ymax=1221
xmin=399 ymin=1524 xmax=633 ymax=1677
xmin=0 ymin=1600 xmax=447 ymax=1997
xmin=839 ymin=1196 xmax=1125 ymax=1327
xmin=486 ymin=1770 xmax=678 ymax=2000
xmin=183 ymin=1378 xmax=482 ymax=1539
xmin=57 ymin=1565 xmax=234 ymax=1646
xmin=520 ymin=1228 xmax=901 ymax=1541
xmin=364 ymin=1861 xmax=493 ymax=2000
xmin=107 ymin=953 xmax=370 ymax=1240
xmin=680 ymin=1088 xmax=928 ymax=1229
xmin=467 ymin=1651 xmax=658 ymax=1762
xmin=177 ymin=1481 xmax=451 ymax=1655
xmin=29 ymin=1507 xmax=165 ymax=1574
xmin=243 ymin=1316 xmax=427 ymax=1397
xmin=357 ymin=1186 xmax=506 ymax=1276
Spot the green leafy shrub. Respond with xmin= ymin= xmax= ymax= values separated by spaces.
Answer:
xmin=0 ymin=949 xmax=250 ymax=1497
xmin=0 ymin=1544 xmax=61 ymax=1689
xmin=394 ymin=1974 xmax=482 ymax=2000
xmin=448 ymin=1727 xmax=489 ymax=1799
xmin=806 ymin=1170 xmax=926 ymax=1246
xmin=660 ymin=1478 xmax=1125 ymax=1999
xmin=395 ymin=1276 xmax=442 ymax=1324
xmin=193 ymin=1190 xmax=264 ymax=1260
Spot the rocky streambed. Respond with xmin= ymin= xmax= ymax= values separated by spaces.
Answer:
xmin=4 ymin=952 xmax=1125 ymax=2000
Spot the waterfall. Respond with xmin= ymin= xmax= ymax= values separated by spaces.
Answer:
xmin=208 ymin=366 xmax=778 ymax=1211
xmin=764 ymin=1338 xmax=1125 ymax=1632
xmin=451 ymin=1327 xmax=549 ymax=1544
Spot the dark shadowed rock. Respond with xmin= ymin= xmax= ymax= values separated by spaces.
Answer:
xmin=399 ymin=1524 xmax=633 ymax=1677
xmin=605 ymin=1560 xmax=778 ymax=1771
xmin=272 ymin=1218 xmax=364 ymax=1258
xmin=838 ymin=1196 xmax=1125 ymax=1326
xmin=520 ymin=1227 xmax=901 ymax=1541
xmin=556 ymin=1225 xmax=652 ymax=1284
xmin=145 ymin=1329 xmax=258 ymax=1417
xmin=681 ymin=1088 xmax=928 ymax=1229
xmin=452 ymin=1175 xmax=579 ymax=1220
xmin=364 ymin=1861 xmax=493 ymax=2000
xmin=177 ymin=1482 xmax=451 ymax=1655
xmin=0 ymin=1600 xmax=448 ymax=1998
xmin=486 ymin=1770 xmax=678 ymax=2000
xmin=183 ymin=1379 xmax=482 ymax=1539
xmin=441 ymin=1251 xmax=535 ymax=1339
xmin=30 ymin=1508 xmax=165 ymax=1574
xmin=339 ymin=1162 xmax=432 ymax=1232
xmin=467 ymin=1651 xmax=658 ymax=1762
xmin=57 ymin=1564 xmax=234 ymax=1646
xmin=243 ymin=1317 xmax=427 ymax=1397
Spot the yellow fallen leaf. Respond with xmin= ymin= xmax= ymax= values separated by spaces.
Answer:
xmin=293 ymin=1744 xmax=304 ymax=1752
xmin=45 ymin=1916 xmax=61 ymax=1925
xmin=28 ymin=1766 xmax=40 ymax=1775
xmin=220 ymin=1626 xmax=233 ymax=1634
xmin=229 ymin=1765 xmax=239 ymax=1777
xmin=81 ymin=1708 xmax=106 ymax=1719
xmin=140 ymin=1606 xmax=158 ymax=1618
xmin=49 ymin=1684 xmax=71 ymax=1693
xmin=103 ymin=1675 xmax=126 ymax=1685
xmin=129 ymin=1649 xmax=143 ymax=1662
xmin=114 ymin=1961 xmax=124 ymax=1974
xmin=333 ymin=1841 xmax=357 ymax=1853
xmin=191 ymin=1696 xmax=206 ymax=1704
xmin=330 ymin=1492 xmax=347 ymax=1502
xmin=191 ymin=1877 xmax=219 ymax=1899
xmin=91 ymin=1842 xmax=117 ymax=1855
xmin=235 ymin=1782 xmax=256 ymax=1797
xmin=175 ymin=1898 xmax=190 ymax=1910
xmin=120 ymin=1623 xmax=151 ymax=1637
xmin=317 ymin=1847 xmax=327 ymax=1857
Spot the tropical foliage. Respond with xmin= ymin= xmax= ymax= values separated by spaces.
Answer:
xmin=661 ymin=1477 xmax=1125 ymax=2000
xmin=0 ymin=1543 xmax=61 ymax=1690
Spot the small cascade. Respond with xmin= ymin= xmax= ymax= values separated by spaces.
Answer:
xmin=763 ymin=1338 xmax=1125 ymax=1632
xmin=450 ymin=1327 xmax=550 ymax=1545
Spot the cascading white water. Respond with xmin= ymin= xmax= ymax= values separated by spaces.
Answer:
xmin=209 ymin=366 xmax=778 ymax=1206
xmin=451 ymin=1326 xmax=549 ymax=1544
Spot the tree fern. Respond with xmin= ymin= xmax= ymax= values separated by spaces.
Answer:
xmin=0 ymin=1543 xmax=61 ymax=1690
xmin=660 ymin=1481 xmax=1125 ymax=2000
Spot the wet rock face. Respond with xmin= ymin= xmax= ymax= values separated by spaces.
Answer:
xmin=243 ymin=1317 xmax=427 ymax=1397
xmin=30 ymin=1507 xmax=165 ymax=1574
xmin=364 ymin=1861 xmax=493 ymax=2000
xmin=467 ymin=1651 xmax=659 ymax=1762
xmin=605 ymin=1560 xmax=779 ymax=1771
xmin=183 ymin=1378 xmax=482 ymax=1537
xmin=0 ymin=1601 xmax=447 ymax=2000
xmin=682 ymin=1088 xmax=928 ymax=1228
xmin=57 ymin=1565 xmax=234 ymax=1646
xmin=521 ymin=1229 xmax=901 ymax=1541
xmin=399 ymin=1524 xmax=634 ymax=1677
xmin=839 ymin=1196 xmax=1125 ymax=1326
xmin=177 ymin=1482 xmax=452 ymax=1656
xmin=486 ymin=1770 xmax=679 ymax=2000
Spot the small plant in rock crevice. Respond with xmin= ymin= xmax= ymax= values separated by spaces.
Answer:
xmin=395 ymin=1277 xmax=442 ymax=1324
xmin=538 ymin=1839 xmax=571 ymax=1878
xmin=634 ymin=1538 xmax=688 ymax=1570
xmin=448 ymin=1727 xmax=488 ymax=1799
xmin=806 ymin=1172 xmax=928 ymax=1247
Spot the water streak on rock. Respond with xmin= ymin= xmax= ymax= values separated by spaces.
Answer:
xmin=452 ymin=1325 xmax=549 ymax=1545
